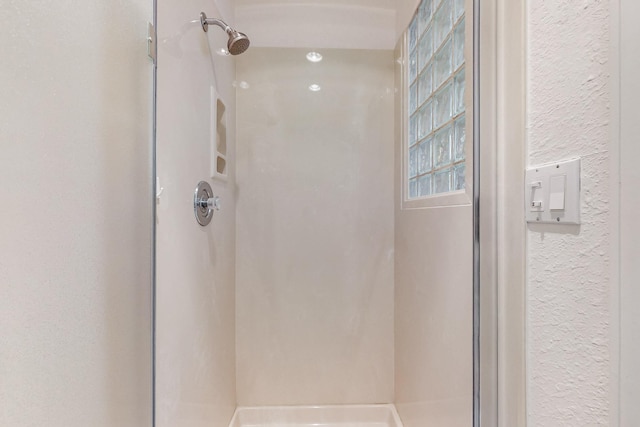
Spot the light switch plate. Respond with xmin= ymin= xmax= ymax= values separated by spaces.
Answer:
xmin=525 ymin=158 xmax=581 ymax=224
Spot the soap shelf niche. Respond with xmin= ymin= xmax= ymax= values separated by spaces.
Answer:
xmin=210 ymin=86 xmax=228 ymax=181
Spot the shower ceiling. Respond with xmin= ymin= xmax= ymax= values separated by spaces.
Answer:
xmin=235 ymin=0 xmax=395 ymax=7
xmin=234 ymin=0 xmax=400 ymax=49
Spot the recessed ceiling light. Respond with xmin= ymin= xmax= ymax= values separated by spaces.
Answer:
xmin=306 ymin=52 xmax=323 ymax=62
xmin=308 ymin=84 xmax=321 ymax=92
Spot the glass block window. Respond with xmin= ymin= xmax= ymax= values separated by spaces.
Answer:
xmin=407 ymin=0 xmax=466 ymax=199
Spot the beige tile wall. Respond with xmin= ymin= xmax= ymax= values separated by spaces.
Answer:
xmin=155 ymin=0 xmax=237 ymax=426
xmin=393 ymin=40 xmax=473 ymax=427
xmin=235 ymin=48 xmax=395 ymax=406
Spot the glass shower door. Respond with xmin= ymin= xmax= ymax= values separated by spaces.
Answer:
xmin=154 ymin=0 xmax=489 ymax=425
xmin=0 ymin=2 xmax=155 ymax=426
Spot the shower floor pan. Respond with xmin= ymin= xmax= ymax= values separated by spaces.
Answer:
xmin=229 ymin=404 xmax=404 ymax=427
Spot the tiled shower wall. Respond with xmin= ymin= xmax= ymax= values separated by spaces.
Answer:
xmin=235 ymin=48 xmax=395 ymax=406
xmin=155 ymin=0 xmax=237 ymax=425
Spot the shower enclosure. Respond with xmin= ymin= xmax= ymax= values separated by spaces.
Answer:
xmin=0 ymin=0 xmax=495 ymax=425
xmin=155 ymin=0 xmax=493 ymax=426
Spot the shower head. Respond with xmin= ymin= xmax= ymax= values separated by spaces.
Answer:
xmin=226 ymin=30 xmax=250 ymax=55
xmin=200 ymin=12 xmax=250 ymax=55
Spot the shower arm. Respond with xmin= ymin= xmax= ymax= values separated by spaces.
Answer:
xmin=200 ymin=13 xmax=232 ymax=34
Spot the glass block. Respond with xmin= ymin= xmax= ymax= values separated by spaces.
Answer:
xmin=454 ymin=116 xmax=466 ymax=161
xmin=433 ymin=0 xmax=452 ymax=49
xmin=409 ymin=81 xmax=417 ymax=113
xmin=433 ymin=83 xmax=452 ymax=129
xmin=434 ymin=168 xmax=452 ymax=194
xmin=453 ymin=68 xmax=465 ymax=114
xmin=433 ymin=124 xmax=452 ymax=168
xmin=454 ymin=0 xmax=465 ymax=22
xmin=409 ymin=17 xmax=418 ymax=52
xmin=418 ymin=0 xmax=433 ymax=36
xmin=409 ymin=145 xmax=418 ymax=178
xmin=418 ymin=138 xmax=432 ymax=174
xmin=409 ymin=178 xmax=418 ymax=198
xmin=418 ymin=174 xmax=432 ymax=196
xmin=453 ymin=19 xmax=465 ymax=70
xmin=454 ymin=163 xmax=466 ymax=190
xmin=409 ymin=49 xmax=418 ymax=83
xmin=409 ymin=114 xmax=418 ymax=146
xmin=434 ymin=37 xmax=452 ymax=89
xmin=418 ymin=65 xmax=432 ymax=106
xmin=418 ymin=27 xmax=433 ymax=72
xmin=417 ymin=101 xmax=433 ymax=140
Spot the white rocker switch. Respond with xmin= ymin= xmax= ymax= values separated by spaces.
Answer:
xmin=549 ymin=175 xmax=566 ymax=211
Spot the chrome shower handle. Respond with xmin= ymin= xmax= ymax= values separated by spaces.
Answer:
xmin=197 ymin=195 xmax=220 ymax=211
xmin=194 ymin=181 xmax=219 ymax=226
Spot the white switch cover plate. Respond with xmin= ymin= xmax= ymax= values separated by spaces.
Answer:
xmin=525 ymin=158 xmax=581 ymax=224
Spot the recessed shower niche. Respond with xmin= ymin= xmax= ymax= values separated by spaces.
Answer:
xmin=211 ymin=86 xmax=228 ymax=181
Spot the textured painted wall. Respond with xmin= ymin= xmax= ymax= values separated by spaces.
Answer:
xmin=527 ymin=1 xmax=612 ymax=425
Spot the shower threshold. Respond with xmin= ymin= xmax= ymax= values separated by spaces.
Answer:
xmin=229 ymin=404 xmax=404 ymax=427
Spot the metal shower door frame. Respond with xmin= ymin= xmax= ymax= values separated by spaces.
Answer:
xmin=475 ymin=0 xmax=528 ymax=425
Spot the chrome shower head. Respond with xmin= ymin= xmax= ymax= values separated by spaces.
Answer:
xmin=227 ymin=30 xmax=250 ymax=55
xmin=200 ymin=12 xmax=251 ymax=55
